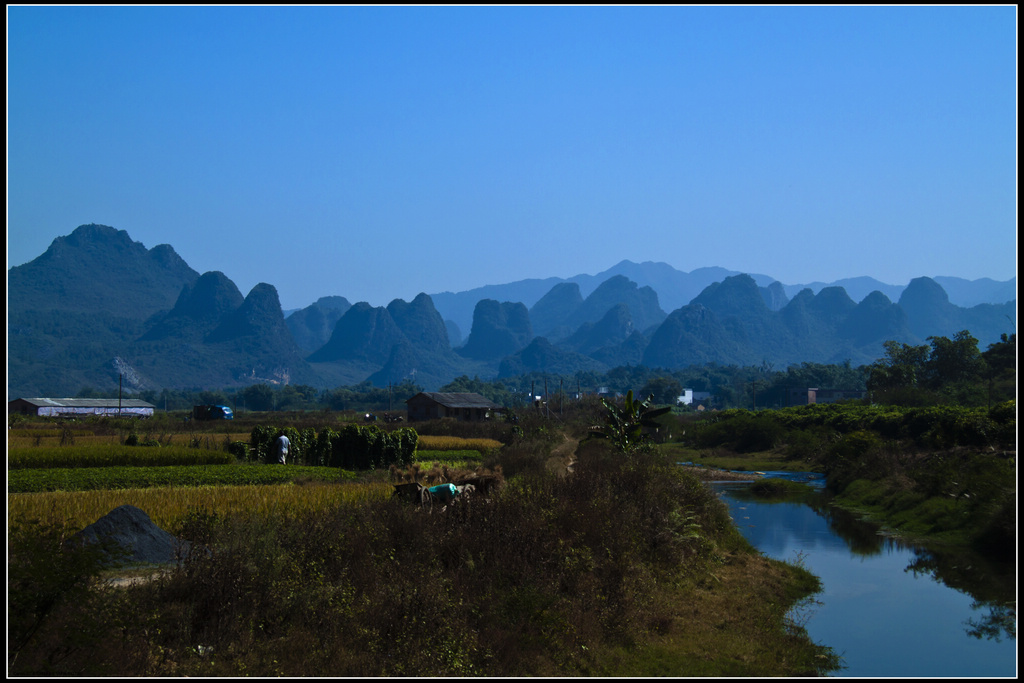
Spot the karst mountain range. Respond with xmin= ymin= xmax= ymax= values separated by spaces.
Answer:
xmin=7 ymin=224 xmax=1017 ymax=397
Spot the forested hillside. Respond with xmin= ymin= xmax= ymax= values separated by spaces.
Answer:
xmin=7 ymin=224 xmax=1016 ymax=398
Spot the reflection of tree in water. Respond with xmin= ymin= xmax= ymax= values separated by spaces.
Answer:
xmin=906 ymin=549 xmax=1017 ymax=643
xmin=725 ymin=479 xmax=1017 ymax=643
xmin=964 ymin=602 xmax=1016 ymax=642
xmin=730 ymin=485 xmax=895 ymax=556
xmin=805 ymin=491 xmax=1016 ymax=643
xmin=804 ymin=493 xmax=895 ymax=557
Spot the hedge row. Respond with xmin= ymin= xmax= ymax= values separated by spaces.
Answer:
xmin=689 ymin=401 xmax=1016 ymax=451
xmin=248 ymin=424 xmax=418 ymax=469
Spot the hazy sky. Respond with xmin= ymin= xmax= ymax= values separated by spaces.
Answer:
xmin=7 ymin=6 xmax=1017 ymax=310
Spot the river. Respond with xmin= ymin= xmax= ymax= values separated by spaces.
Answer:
xmin=711 ymin=473 xmax=1017 ymax=678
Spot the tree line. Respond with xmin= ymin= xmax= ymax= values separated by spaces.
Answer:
xmin=71 ymin=330 xmax=1014 ymax=412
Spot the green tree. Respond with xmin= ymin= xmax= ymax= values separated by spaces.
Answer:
xmin=198 ymin=390 xmax=229 ymax=407
xmin=439 ymin=375 xmax=516 ymax=406
xmin=925 ymin=330 xmax=984 ymax=388
xmin=981 ymin=333 xmax=1016 ymax=404
xmin=867 ymin=340 xmax=930 ymax=392
xmin=640 ymin=376 xmax=683 ymax=405
xmin=239 ymin=383 xmax=276 ymax=411
xmin=982 ymin=333 xmax=1016 ymax=374
xmin=592 ymin=390 xmax=672 ymax=454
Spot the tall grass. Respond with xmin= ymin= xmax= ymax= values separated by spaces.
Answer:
xmin=415 ymin=435 xmax=503 ymax=454
xmin=7 ymin=463 xmax=355 ymax=494
xmin=8 ymin=445 xmax=233 ymax=469
xmin=8 ymin=481 xmax=392 ymax=533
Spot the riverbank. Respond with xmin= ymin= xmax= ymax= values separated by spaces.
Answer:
xmin=670 ymin=438 xmax=1016 ymax=562
xmin=670 ymin=402 xmax=1016 ymax=563
xmin=593 ymin=545 xmax=839 ymax=676
xmin=829 ymin=470 xmax=1016 ymax=560
xmin=713 ymin=479 xmax=1017 ymax=676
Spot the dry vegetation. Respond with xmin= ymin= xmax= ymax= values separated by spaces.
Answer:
xmin=8 ymin=406 xmax=839 ymax=676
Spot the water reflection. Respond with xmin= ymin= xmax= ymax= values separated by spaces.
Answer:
xmin=904 ymin=547 xmax=1017 ymax=643
xmin=713 ymin=476 xmax=1016 ymax=678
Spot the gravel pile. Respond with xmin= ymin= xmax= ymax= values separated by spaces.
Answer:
xmin=71 ymin=504 xmax=191 ymax=566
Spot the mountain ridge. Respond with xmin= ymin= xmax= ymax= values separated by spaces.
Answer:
xmin=6 ymin=224 xmax=1017 ymax=397
xmin=428 ymin=259 xmax=1015 ymax=335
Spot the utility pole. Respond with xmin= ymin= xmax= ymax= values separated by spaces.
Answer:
xmin=544 ymin=378 xmax=549 ymax=418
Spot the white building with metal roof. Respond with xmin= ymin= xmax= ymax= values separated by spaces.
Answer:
xmin=8 ymin=398 xmax=156 ymax=418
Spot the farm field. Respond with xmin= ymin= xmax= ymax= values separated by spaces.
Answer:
xmin=7 ymin=411 xmax=839 ymax=676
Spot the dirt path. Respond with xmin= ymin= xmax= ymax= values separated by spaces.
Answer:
xmin=103 ymin=566 xmax=171 ymax=588
xmin=551 ymin=434 xmax=580 ymax=475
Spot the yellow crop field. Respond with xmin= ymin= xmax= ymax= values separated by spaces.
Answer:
xmin=416 ymin=435 xmax=503 ymax=454
xmin=8 ymin=480 xmax=393 ymax=532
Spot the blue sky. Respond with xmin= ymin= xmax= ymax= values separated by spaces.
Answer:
xmin=7 ymin=6 xmax=1017 ymax=310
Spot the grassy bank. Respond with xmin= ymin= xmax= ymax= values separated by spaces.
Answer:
xmin=594 ymin=548 xmax=832 ymax=676
xmin=660 ymin=442 xmax=807 ymax=473
xmin=826 ymin=459 xmax=1016 ymax=557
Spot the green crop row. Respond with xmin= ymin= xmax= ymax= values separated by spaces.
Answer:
xmin=7 ymin=464 xmax=355 ymax=493
xmin=7 ymin=445 xmax=234 ymax=470
xmin=248 ymin=424 xmax=419 ymax=468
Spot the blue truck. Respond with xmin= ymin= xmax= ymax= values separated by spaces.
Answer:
xmin=192 ymin=404 xmax=234 ymax=420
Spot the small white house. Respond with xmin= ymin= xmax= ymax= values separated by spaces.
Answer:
xmin=676 ymin=389 xmax=694 ymax=405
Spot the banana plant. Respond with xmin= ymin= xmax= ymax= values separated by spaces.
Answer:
xmin=593 ymin=390 xmax=672 ymax=454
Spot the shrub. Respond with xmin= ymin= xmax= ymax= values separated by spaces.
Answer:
xmin=971 ymin=493 xmax=1016 ymax=560
xmin=733 ymin=414 xmax=785 ymax=453
xmin=785 ymin=426 xmax=834 ymax=462
xmin=228 ymin=441 xmax=249 ymax=461
xmin=8 ymin=519 xmax=126 ymax=675
xmin=686 ymin=411 xmax=784 ymax=453
xmin=822 ymin=430 xmax=885 ymax=493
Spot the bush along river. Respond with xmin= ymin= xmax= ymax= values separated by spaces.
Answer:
xmin=710 ymin=472 xmax=1016 ymax=678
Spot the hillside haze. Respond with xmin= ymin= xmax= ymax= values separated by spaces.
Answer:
xmin=6 ymin=224 xmax=1017 ymax=398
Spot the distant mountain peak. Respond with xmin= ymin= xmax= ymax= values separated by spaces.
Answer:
xmin=205 ymin=283 xmax=288 ymax=344
xmin=458 ymin=299 xmax=533 ymax=361
xmin=690 ymin=273 xmax=769 ymax=319
xmin=7 ymin=223 xmax=1017 ymax=396
xmin=138 ymin=271 xmax=245 ymax=342
xmin=307 ymin=301 xmax=404 ymax=364
xmin=8 ymin=223 xmax=199 ymax=319
xmin=900 ymin=276 xmax=952 ymax=308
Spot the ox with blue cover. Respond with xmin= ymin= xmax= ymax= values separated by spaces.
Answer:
xmin=428 ymin=483 xmax=458 ymax=504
